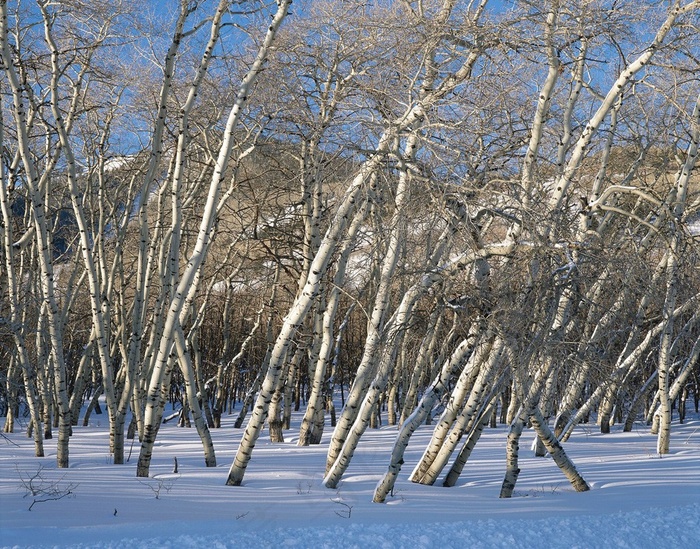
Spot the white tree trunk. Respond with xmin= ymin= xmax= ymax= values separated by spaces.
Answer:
xmin=1 ymin=3 xmax=71 ymax=467
xmin=410 ymin=331 xmax=494 ymax=482
xmin=442 ymin=400 xmax=495 ymax=488
xmin=656 ymin=91 xmax=699 ymax=454
xmin=373 ymin=332 xmax=480 ymax=503
xmin=139 ymin=0 xmax=292 ymax=478
xmin=414 ymin=339 xmax=505 ymax=486
xmin=500 ymin=408 xmax=527 ymax=498
xmin=530 ymin=408 xmax=589 ymax=492
xmin=0 ymin=110 xmax=44 ymax=456
xmin=299 ymin=202 xmax=370 ymax=446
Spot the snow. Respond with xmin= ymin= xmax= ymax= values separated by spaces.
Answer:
xmin=2 ymin=409 xmax=699 ymax=549
xmin=689 ymin=217 xmax=700 ymax=236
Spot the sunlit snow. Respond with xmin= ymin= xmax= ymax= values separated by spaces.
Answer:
xmin=2 ymin=407 xmax=699 ymax=548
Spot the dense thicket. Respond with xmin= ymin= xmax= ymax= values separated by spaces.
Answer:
xmin=1 ymin=0 xmax=699 ymax=500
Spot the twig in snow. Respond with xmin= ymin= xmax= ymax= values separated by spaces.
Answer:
xmin=332 ymin=498 xmax=352 ymax=519
xmin=17 ymin=465 xmax=78 ymax=511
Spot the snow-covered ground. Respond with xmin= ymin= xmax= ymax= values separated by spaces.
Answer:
xmin=1 ymin=407 xmax=699 ymax=548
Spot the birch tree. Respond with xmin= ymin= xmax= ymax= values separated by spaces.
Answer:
xmin=2 ymin=0 xmax=698 ymax=502
xmin=0 ymin=0 xmax=132 ymax=467
xmin=136 ymin=0 xmax=292 ymax=477
xmin=655 ymin=91 xmax=700 ymax=453
xmin=227 ymin=0 xmax=502 ymax=487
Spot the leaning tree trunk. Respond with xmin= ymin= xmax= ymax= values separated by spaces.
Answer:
xmin=1 ymin=6 xmax=72 ymax=467
xmin=373 ymin=333 xmax=479 ymax=503
xmin=656 ymin=91 xmax=699 ymax=454
xmin=227 ymin=137 xmax=393 ymax=486
xmin=530 ymin=408 xmax=589 ymax=492
xmin=324 ymin=131 xmax=418 ymax=482
xmin=500 ymin=408 xmax=527 ymax=499
xmin=0 ymin=138 xmax=44 ymax=455
xmin=173 ymin=326 xmax=216 ymax=466
xmin=413 ymin=339 xmax=504 ymax=486
xmin=299 ymin=202 xmax=368 ymax=446
xmin=138 ymin=0 xmax=292 ymax=479
xmin=442 ymin=401 xmax=495 ymax=488
xmin=410 ymin=331 xmax=493 ymax=483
